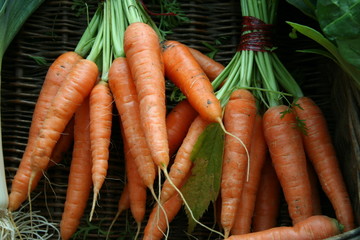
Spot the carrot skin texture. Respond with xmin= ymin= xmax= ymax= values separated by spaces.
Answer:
xmin=30 ymin=59 xmax=98 ymax=174
xmin=60 ymin=98 xmax=92 ymax=240
xmin=294 ymin=97 xmax=355 ymax=231
xmin=163 ymin=40 xmax=222 ymax=123
xmin=117 ymin=184 xmax=130 ymax=214
xmin=143 ymin=172 xmax=190 ymax=240
xmin=143 ymin=193 xmax=183 ymax=240
xmin=226 ymin=215 xmax=342 ymax=240
xmin=124 ymin=22 xmax=169 ymax=168
xmin=123 ymin=136 xmax=147 ymax=225
xmin=89 ymin=81 xmax=113 ymax=193
xmin=221 ymin=89 xmax=257 ymax=237
xmin=109 ymin=57 xmax=156 ymax=188
xmin=187 ymin=47 xmax=225 ymax=82
xmin=8 ymin=51 xmax=82 ymax=211
xmin=263 ymin=105 xmax=313 ymax=225
xmin=160 ymin=115 xmax=210 ymax=203
xmin=252 ymin=156 xmax=281 ymax=232
xmin=307 ymin=160 xmax=322 ymax=216
xmin=231 ymin=114 xmax=267 ymax=235
xmin=166 ymin=99 xmax=198 ymax=157
xmin=48 ymin=117 xmax=75 ymax=167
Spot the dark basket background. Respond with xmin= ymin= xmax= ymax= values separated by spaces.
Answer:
xmin=3 ymin=0 xmax=360 ymax=239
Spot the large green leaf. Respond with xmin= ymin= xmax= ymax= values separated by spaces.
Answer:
xmin=316 ymin=0 xmax=360 ymax=69
xmin=181 ymin=123 xmax=224 ymax=234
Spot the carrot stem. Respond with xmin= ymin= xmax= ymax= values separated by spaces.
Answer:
xmin=75 ymin=7 xmax=103 ymax=58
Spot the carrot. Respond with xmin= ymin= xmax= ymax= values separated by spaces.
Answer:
xmin=252 ymin=156 xmax=281 ymax=232
xmin=143 ymin=192 xmax=183 ymax=240
xmin=306 ymin=160 xmax=322 ymax=216
xmin=187 ymin=47 xmax=225 ymax=82
xmin=231 ymin=114 xmax=267 ymax=235
xmin=220 ymin=89 xmax=257 ymax=238
xmin=106 ymin=184 xmax=130 ymax=240
xmin=29 ymin=58 xmax=98 ymax=191
xmin=166 ymin=99 xmax=198 ymax=157
xmin=8 ymin=51 xmax=82 ymax=211
xmin=60 ymin=97 xmax=92 ymax=240
xmin=143 ymin=172 xmax=191 ymax=240
xmin=226 ymin=215 xmax=343 ymax=240
xmin=160 ymin=115 xmax=210 ymax=204
xmin=108 ymin=57 xmax=156 ymax=189
xmin=123 ymin=134 xmax=147 ymax=239
xmin=88 ymin=80 xmax=113 ymax=221
xmin=162 ymin=40 xmax=222 ymax=123
xmin=263 ymin=105 xmax=313 ymax=225
xmin=48 ymin=117 xmax=75 ymax=167
xmin=124 ymin=22 xmax=169 ymax=169
xmin=294 ymin=96 xmax=355 ymax=231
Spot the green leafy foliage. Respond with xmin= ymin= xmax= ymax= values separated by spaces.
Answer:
xmin=181 ymin=123 xmax=224 ymax=233
xmin=316 ymin=0 xmax=360 ymax=69
xmin=287 ymin=21 xmax=360 ymax=89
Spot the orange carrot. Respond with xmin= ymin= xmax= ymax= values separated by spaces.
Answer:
xmin=123 ymin=136 xmax=147 ymax=238
xmin=166 ymin=99 xmax=198 ymax=157
xmin=162 ymin=40 xmax=222 ymax=123
xmin=143 ymin=192 xmax=183 ymax=240
xmin=29 ymin=59 xmax=98 ymax=190
xmin=116 ymin=184 xmax=130 ymax=219
xmin=88 ymin=80 xmax=113 ymax=220
xmin=108 ymin=57 xmax=156 ymax=189
xmin=160 ymin=115 xmax=210 ymax=204
xmin=143 ymin=172 xmax=191 ymax=240
xmin=124 ymin=22 xmax=169 ymax=169
xmin=48 ymin=117 xmax=75 ymax=167
xmin=226 ymin=215 xmax=343 ymax=240
xmin=294 ymin=96 xmax=355 ymax=231
xmin=220 ymin=89 xmax=257 ymax=238
xmin=187 ymin=47 xmax=225 ymax=82
xmin=8 ymin=51 xmax=82 ymax=211
xmin=307 ymin=160 xmax=322 ymax=216
xmin=106 ymin=184 xmax=131 ymax=240
xmin=263 ymin=105 xmax=313 ymax=225
xmin=252 ymin=156 xmax=281 ymax=232
xmin=60 ymin=97 xmax=92 ymax=240
xmin=231 ymin=114 xmax=267 ymax=235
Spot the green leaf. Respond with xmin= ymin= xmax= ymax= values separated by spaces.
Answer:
xmin=296 ymin=48 xmax=337 ymax=62
xmin=287 ymin=21 xmax=360 ymax=89
xmin=181 ymin=123 xmax=224 ymax=233
xmin=317 ymin=0 xmax=360 ymax=39
xmin=28 ymin=55 xmax=47 ymax=66
xmin=316 ymin=0 xmax=360 ymax=69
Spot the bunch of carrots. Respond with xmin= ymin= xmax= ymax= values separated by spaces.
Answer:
xmin=6 ymin=0 xmax=357 ymax=239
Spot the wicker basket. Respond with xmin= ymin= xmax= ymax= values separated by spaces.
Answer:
xmin=3 ymin=0 xmax=359 ymax=239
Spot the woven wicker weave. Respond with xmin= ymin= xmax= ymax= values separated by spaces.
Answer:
xmin=3 ymin=0 xmax=359 ymax=239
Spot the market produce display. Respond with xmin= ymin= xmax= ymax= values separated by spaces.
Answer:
xmin=2 ymin=0 xmax=359 ymax=239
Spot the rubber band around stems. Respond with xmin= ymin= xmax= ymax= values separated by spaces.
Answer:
xmin=238 ymin=16 xmax=274 ymax=52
